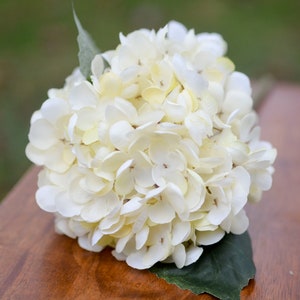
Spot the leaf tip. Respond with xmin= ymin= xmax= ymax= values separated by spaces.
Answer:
xmin=72 ymin=4 xmax=100 ymax=79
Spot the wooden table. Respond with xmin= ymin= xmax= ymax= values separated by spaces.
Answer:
xmin=1 ymin=83 xmax=300 ymax=299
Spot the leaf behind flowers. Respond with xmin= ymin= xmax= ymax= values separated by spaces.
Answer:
xmin=150 ymin=231 xmax=255 ymax=300
xmin=73 ymin=6 xmax=99 ymax=79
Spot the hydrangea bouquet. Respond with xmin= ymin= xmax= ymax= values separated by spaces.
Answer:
xmin=26 ymin=11 xmax=276 ymax=299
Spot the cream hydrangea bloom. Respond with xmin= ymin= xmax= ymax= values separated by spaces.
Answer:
xmin=26 ymin=21 xmax=276 ymax=270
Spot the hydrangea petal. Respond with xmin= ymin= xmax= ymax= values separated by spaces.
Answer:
xmin=91 ymin=54 xmax=105 ymax=79
xmin=185 ymin=170 xmax=205 ymax=211
xmin=230 ymin=166 xmax=250 ymax=215
xmin=184 ymin=245 xmax=203 ymax=266
xmin=78 ymin=235 xmax=104 ymax=252
xmin=109 ymin=120 xmax=134 ymax=150
xmin=55 ymin=191 xmax=83 ymax=217
xmin=115 ymin=233 xmax=134 ymax=253
xmin=197 ymin=32 xmax=227 ymax=57
xmin=173 ymin=244 xmax=186 ymax=268
xmin=115 ymin=166 xmax=134 ymax=195
xmin=69 ymin=81 xmax=98 ymax=110
xmin=133 ymin=152 xmax=154 ymax=188
xmin=36 ymin=185 xmax=61 ymax=212
xmin=144 ymin=243 xmax=169 ymax=267
xmin=126 ymin=248 xmax=149 ymax=269
xmin=196 ymin=228 xmax=225 ymax=246
xmin=121 ymin=198 xmax=142 ymax=216
xmin=171 ymin=221 xmax=191 ymax=245
xmin=172 ymin=54 xmax=208 ymax=97
xmin=136 ymin=226 xmax=149 ymax=250
xmin=81 ymin=192 xmax=119 ymax=222
xmin=41 ymin=98 xmax=69 ymax=124
xmin=148 ymin=200 xmax=175 ymax=224
xmin=168 ymin=21 xmax=187 ymax=42
xmin=28 ymin=119 xmax=58 ymax=150
xmin=229 ymin=209 xmax=249 ymax=234
xmin=223 ymin=91 xmax=252 ymax=117
xmin=163 ymin=183 xmax=185 ymax=215
xmin=226 ymin=71 xmax=252 ymax=95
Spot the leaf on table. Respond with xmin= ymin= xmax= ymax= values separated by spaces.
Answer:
xmin=150 ymin=231 xmax=256 ymax=300
xmin=73 ymin=6 xmax=100 ymax=79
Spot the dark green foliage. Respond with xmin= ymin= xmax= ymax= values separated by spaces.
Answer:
xmin=150 ymin=232 xmax=256 ymax=300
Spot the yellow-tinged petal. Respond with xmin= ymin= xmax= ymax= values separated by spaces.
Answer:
xmin=82 ymin=126 xmax=99 ymax=145
xmin=99 ymin=72 xmax=123 ymax=97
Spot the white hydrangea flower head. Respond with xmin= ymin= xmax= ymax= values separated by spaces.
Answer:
xmin=26 ymin=21 xmax=276 ymax=270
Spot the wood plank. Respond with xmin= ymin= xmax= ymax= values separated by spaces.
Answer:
xmin=0 ymin=83 xmax=300 ymax=299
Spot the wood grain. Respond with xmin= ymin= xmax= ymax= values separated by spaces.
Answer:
xmin=1 ymin=83 xmax=300 ymax=299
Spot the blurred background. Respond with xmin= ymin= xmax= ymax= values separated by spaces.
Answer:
xmin=0 ymin=0 xmax=299 ymax=200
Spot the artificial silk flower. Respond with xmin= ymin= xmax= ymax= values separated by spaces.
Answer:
xmin=26 ymin=20 xmax=276 ymax=271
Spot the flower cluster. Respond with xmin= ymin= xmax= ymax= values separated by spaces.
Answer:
xmin=26 ymin=21 xmax=276 ymax=269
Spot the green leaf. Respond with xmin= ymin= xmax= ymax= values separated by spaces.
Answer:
xmin=150 ymin=231 xmax=256 ymax=300
xmin=73 ymin=6 xmax=99 ymax=79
